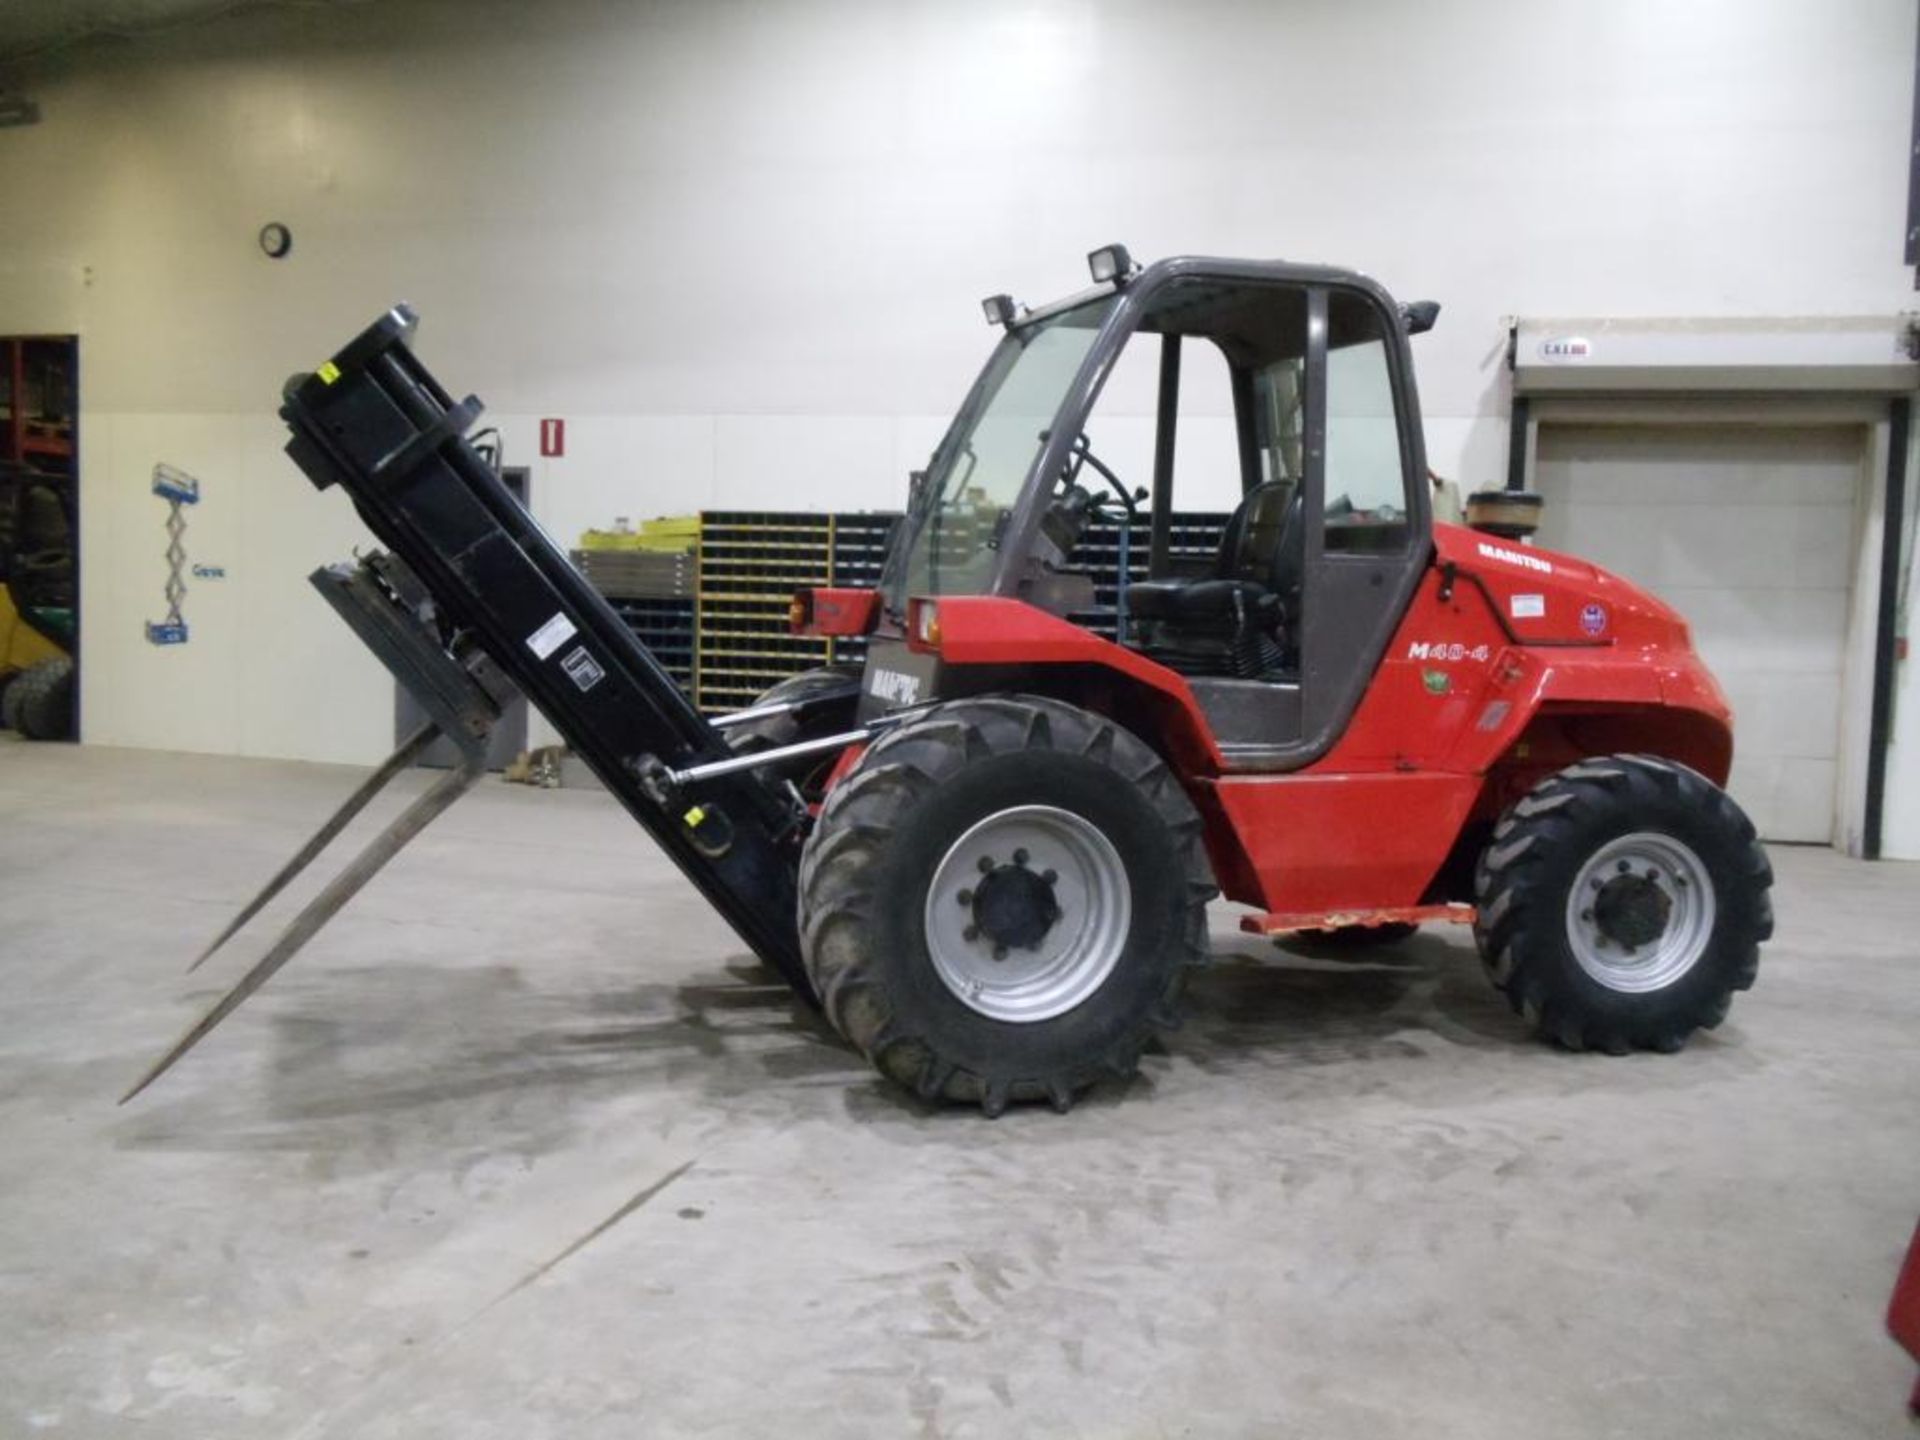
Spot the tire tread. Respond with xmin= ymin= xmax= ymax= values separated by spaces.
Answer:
xmin=1473 ymin=752 xmax=1769 ymax=1053
xmin=799 ymin=694 xmax=1215 ymax=1113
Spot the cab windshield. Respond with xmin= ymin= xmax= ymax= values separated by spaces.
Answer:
xmin=888 ymin=296 xmax=1116 ymax=606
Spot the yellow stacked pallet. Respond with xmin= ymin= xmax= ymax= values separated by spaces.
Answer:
xmin=578 ymin=514 xmax=702 ymax=553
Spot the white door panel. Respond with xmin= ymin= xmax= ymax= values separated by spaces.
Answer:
xmin=1535 ymin=423 xmax=1863 ymax=844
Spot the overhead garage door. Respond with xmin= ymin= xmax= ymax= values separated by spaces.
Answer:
xmin=1534 ymin=423 xmax=1864 ymax=844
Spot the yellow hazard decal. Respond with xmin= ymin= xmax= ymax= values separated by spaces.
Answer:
xmin=316 ymin=361 xmax=341 ymax=385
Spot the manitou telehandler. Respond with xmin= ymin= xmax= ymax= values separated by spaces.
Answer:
xmin=127 ymin=247 xmax=1772 ymax=1115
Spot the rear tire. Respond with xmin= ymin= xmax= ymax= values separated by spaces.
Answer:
xmin=798 ymin=695 xmax=1215 ymax=1115
xmin=1473 ymin=754 xmax=1771 ymax=1053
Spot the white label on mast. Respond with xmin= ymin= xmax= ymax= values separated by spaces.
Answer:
xmin=527 ymin=612 xmax=578 ymax=660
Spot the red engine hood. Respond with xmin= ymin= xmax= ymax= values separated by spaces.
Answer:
xmin=1434 ymin=522 xmax=1691 ymax=653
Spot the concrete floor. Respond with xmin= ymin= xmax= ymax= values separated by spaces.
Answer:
xmin=2 ymin=739 xmax=1917 ymax=1439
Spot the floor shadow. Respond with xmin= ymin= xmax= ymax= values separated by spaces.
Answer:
xmin=1177 ymin=931 xmax=1532 ymax=1068
xmin=109 ymin=929 xmax=1683 ymax=1147
xmin=110 ymin=954 xmax=846 ymax=1171
xmin=838 ymin=931 xmax=1535 ymax=1124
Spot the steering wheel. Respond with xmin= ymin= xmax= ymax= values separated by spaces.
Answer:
xmin=1060 ymin=432 xmax=1140 ymax=520
xmin=1037 ymin=430 xmax=1146 ymax=561
xmin=1040 ymin=479 xmax=1099 ymax=557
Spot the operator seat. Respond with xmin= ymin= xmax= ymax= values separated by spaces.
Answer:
xmin=1127 ymin=480 xmax=1303 ymax=679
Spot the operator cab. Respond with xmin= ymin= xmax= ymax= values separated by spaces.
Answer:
xmin=880 ymin=249 xmax=1435 ymax=769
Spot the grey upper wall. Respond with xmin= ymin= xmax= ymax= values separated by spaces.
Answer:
xmin=0 ymin=0 xmax=1915 ymax=423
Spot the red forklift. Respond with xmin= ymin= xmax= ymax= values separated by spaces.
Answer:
xmin=127 ymin=247 xmax=1771 ymax=1115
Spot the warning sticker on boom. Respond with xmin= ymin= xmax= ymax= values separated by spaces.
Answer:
xmin=527 ymin=612 xmax=578 ymax=660
xmin=559 ymin=645 xmax=605 ymax=693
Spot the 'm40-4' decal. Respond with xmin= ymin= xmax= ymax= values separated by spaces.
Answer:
xmin=1406 ymin=641 xmax=1492 ymax=664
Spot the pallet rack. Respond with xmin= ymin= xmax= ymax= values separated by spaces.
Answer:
xmin=575 ymin=508 xmax=1230 ymax=716
xmin=609 ymin=595 xmax=697 ymax=695
xmin=693 ymin=510 xmax=897 ymax=712
xmin=569 ymin=548 xmax=698 ymax=699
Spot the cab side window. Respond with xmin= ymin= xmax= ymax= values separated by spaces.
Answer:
xmin=1322 ymin=292 xmax=1411 ymax=553
xmin=1251 ymin=356 xmax=1305 ymax=493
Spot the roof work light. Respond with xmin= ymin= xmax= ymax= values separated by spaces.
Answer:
xmin=1086 ymin=244 xmax=1135 ymax=284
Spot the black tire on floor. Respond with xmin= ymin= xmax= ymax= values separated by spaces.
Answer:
xmin=10 ymin=655 xmax=75 ymax=740
xmin=1473 ymin=753 xmax=1772 ymax=1053
xmin=0 ymin=669 xmax=18 ymax=730
xmin=798 ymin=695 xmax=1216 ymax=1115
xmin=726 ymin=665 xmax=862 ymax=798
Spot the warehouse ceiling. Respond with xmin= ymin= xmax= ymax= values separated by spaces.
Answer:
xmin=0 ymin=0 xmax=370 ymax=63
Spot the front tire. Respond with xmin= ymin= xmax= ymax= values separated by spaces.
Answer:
xmin=1474 ymin=754 xmax=1772 ymax=1053
xmin=798 ymin=696 xmax=1215 ymax=1115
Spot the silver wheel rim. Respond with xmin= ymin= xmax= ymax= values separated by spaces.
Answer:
xmin=923 ymin=804 xmax=1132 ymax=1022
xmin=1565 ymin=831 xmax=1716 ymax=993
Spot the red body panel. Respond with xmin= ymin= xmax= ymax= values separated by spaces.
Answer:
xmin=929 ymin=595 xmax=1207 ymax=699
xmin=890 ymin=522 xmax=1735 ymax=921
xmin=1211 ymin=527 xmax=1731 ymax=910
xmin=1305 ymin=528 xmax=1730 ymax=783
xmin=1209 ymin=770 xmax=1484 ymax=910
xmin=1892 ymin=1220 xmax=1920 ymax=1412
xmin=793 ymin=586 xmax=880 ymax=637
xmin=926 ymin=596 xmax=1229 ymax=774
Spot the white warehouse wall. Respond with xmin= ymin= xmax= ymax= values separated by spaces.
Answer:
xmin=0 ymin=0 xmax=1917 ymax=843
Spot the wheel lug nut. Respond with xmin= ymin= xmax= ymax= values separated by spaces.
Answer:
xmin=978 ymin=856 xmax=995 ymax=874
xmin=1042 ymin=869 xmax=1057 ymax=886
xmin=1645 ymin=868 xmax=1659 ymax=881
xmin=958 ymin=889 xmax=973 ymax=906
xmin=993 ymin=944 xmax=1008 ymax=960
xmin=1013 ymin=848 xmax=1029 ymax=867
xmin=1616 ymin=860 xmax=1631 ymax=874
xmin=963 ymin=925 xmax=979 ymax=942
xmin=1580 ymin=909 xmax=1593 ymax=922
